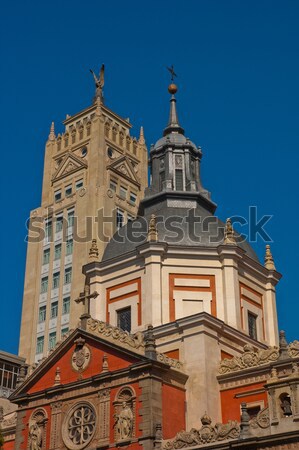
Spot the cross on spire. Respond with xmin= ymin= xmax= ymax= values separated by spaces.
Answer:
xmin=74 ymin=284 xmax=98 ymax=323
xmin=167 ymin=65 xmax=177 ymax=82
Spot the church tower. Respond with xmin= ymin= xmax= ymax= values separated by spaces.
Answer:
xmin=19 ymin=69 xmax=148 ymax=364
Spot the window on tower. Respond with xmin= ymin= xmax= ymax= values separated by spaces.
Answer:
xmin=40 ymin=276 xmax=48 ymax=294
xmin=110 ymin=180 xmax=117 ymax=192
xmin=38 ymin=305 xmax=47 ymax=323
xmin=67 ymin=210 xmax=75 ymax=228
xmin=129 ymin=192 xmax=137 ymax=204
xmin=56 ymin=215 xmax=63 ymax=233
xmin=75 ymin=179 xmax=83 ymax=190
xmin=116 ymin=209 xmax=124 ymax=229
xmin=36 ymin=336 xmax=44 ymax=354
xmin=52 ymin=272 xmax=60 ymax=289
xmin=42 ymin=248 xmax=50 ymax=265
xmin=45 ymin=220 xmax=52 ymax=240
xmin=66 ymin=238 xmax=73 ymax=255
xmin=54 ymin=189 xmax=62 ymax=202
xmin=120 ymin=186 xmax=127 ymax=200
xmin=248 ymin=312 xmax=258 ymax=340
xmin=65 ymin=185 xmax=72 ymax=197
xmin=117 ymin=307 xmax=131 ymax=332
xmin=54 ymin=243 xmax=62 ymax=260
xmin=64 ymin=267 xmax=72 ymax=285
xmin=175 ymin=169 xmax=183 ymax=190
xmin=62 ymin=296 xmax=70 ymax=315
xmin=50 ymin=301 xmax=58 ymax=319
xmin=49 ymin=332 xmax=57 ymax=350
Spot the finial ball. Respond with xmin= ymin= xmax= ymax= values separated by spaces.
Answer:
xmin=168 ymin=83 xmax=178 ymax=94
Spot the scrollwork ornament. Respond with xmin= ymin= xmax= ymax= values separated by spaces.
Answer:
xmin=219 ymin=345 xmax=279 ymax=374
xmin=288 ymin=340 xmax=299 ymax=358
xmin=250 ymin=407 xmax=270 ymax=429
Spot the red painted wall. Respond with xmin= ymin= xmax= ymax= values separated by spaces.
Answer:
xmin=3 ymin=438 xmax=15 ymax=450
xmin=28 ymin=337 xmax=139 ymax=394
xmin=221 ymin=381 xmax=267 ymax=422
xmin=162 ymin=383 xmax=185 ymax=439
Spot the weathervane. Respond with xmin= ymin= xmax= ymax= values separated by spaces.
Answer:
xmin=167 ymin=65 xmax=177 ymax=82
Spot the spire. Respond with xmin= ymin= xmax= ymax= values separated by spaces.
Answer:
xmin=138 ymin=126 xmax=145 ymax=145
xmin=264 ymin=244 xmax=276 ymax=270
xmin=48 ymin=122 xmax=55 ymax=141
xmin=163 ymin=88 xmax=184 ymax=136
xmin=163 ymin=66 xmax=184 ymax=136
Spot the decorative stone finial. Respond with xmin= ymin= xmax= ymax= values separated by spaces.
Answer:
xmin=271 ymin=367 xmax=278 ymax=380
xmin=48 ymin=122 xmax=55 ymax=141
xmin=264 ymin=244 xmax=276 ymax=270
xmin=144 ymin=325 xmax=157 ymax=360
xmin=16 ymin=364 xmax=27 ymax=388
xmin=279 ymin=330 xmax=289 ymax=360
xmin=201 ymin=412 xmax=212 ymax=426
xmin=101 ymin=354 xmax=109 ymax=373
xmin=138 ymin=126 xmax=145 ymax=145
xmin=154 ymin=422 xmax=163 ymax=449
xmin=147 ymin=214 xmax=158 ymax=242
xmin=224 ymin=218 xmax=236 ymax=245
xmin=240 ymin=402 xmax=251 ymax=439
xmin=89 ymin=239 xmax=99 ymax=260
xmin=54 ymin=367 xmax=61 ymax=386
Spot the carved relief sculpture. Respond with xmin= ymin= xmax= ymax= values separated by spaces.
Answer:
xmin=115 ymin=402 xmax=133 ymax=440
xmin=219 ymin=345 xmax=279 ymax=374
xmin=29 ymin=420 xmax=42 ymax=450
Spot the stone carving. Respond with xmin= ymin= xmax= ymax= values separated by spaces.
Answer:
xmin=147 ymin=214 xmax=158 ymax=242
xmin=219 ymin=345 xmax=279 ymax=374
xmin=87 ymin=318 xmax=145 ymax=351
xmin=63 ymin=403 xmax=96 ymax=449
xmin=114 ymin=402 xmax=134 ymax=441
xmin=223 ymin=218 xmax=236 ymax=245
xmin=29 ymin=420 xmax=42 ymax=450
xmin=0 ymin=412 xmax=17 ymax=429
xmin=163 ymin=414 xmax=240 ymax=449
xmin=288 ymin=340 xmax=299 ymax=358
xmin=157 ymin=353 xmax=182 ymax=370
xmin=71 ymin=338 xmax=91 ymax=372
xmin=250 ymin=407 xmax=270 ymax=429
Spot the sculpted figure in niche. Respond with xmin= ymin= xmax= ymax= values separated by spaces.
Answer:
xmin=29 ymin=420 xmax=42 ymax=450
xmin=115 ymin=402 xmax=133 ymax=440
xmin=281 ymin=395 xmax=292 ymax=416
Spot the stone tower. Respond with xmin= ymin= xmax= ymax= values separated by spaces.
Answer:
xmin=19 ymin=71 xmax=148 ymax=364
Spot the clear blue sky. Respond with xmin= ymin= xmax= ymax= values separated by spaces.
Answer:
xmin=0 ymin=0 xmax=298 ymax=354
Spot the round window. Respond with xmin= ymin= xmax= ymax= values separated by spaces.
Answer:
xmin=81 ymin=147 xmax=88 ymax=157
xmin=63 ymin=403 xmax=96 ymax=450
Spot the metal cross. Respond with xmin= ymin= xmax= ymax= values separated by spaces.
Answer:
xmin=74 ymin=284 xmax=98 ymax=318
xmin=167 ymin=65 xmax=177 ymax=81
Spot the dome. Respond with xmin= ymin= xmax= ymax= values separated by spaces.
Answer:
xmin=102 ymin=203 xmax=259 ymax=262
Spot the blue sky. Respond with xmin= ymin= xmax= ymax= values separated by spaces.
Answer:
xmin=0 ymin=0 xmax=298 ymax=354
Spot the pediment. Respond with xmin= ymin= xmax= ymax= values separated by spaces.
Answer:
xmin=108 ymin=156 xmax=140 ymax=186
xmin=52 ymin=152 xmax=87 ymax=182
xmin=10 ymin=327 xmax=146 ymax=400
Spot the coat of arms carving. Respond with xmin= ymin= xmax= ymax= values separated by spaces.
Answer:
xmin=71 ymin=337 xmax=91 ymax=372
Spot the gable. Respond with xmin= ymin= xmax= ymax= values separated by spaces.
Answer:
xmin=108 ymin=156 xmax=140 ymax=186
xmin=14 ymin=331 xmax=143 ymax=397
xmin=52 ymin=152 xmax=87 ymax=183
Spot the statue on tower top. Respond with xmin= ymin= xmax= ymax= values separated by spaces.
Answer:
xmin=90 ymin=64 xmax=105 ymax=103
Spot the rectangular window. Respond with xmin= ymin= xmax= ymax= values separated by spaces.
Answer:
xmin=52 ymin=272 xmax=60 ymax=289
xmin=61 ymin=327 xmax=69 ymax=337
xmin=38 ymin=305 xmax=46 ymax=323
xmin=120 ymin=186 xmax=127 ymax=200
xmin=49 ymin=332 xmax=56 ymax=350
xmin=56 ymin=216 xmax=63 ymax=233
xmin=45 ymin=220 xmax=52 ymax=240
xmin=42 ymin=248 xmax=50 ymax=265
xmin=175 ymin=169 xmax=183 ymax=191
xmin=36 ymin=336 xmax=44 ymax=354
xmin=64 ymin=267 xmax=72 ymax=285
xmin=65 ymin=185 xmax=72 ymax=197
xmin=62 ymin=297 xmax=70 ymax=315
xmin=40 ymin=276 xmax=48 ymax=294
xmin=54 ymin=190 xmax=61 ymax=202
xmin=129 ymin=192 xmax=137 ymax=204
xmin=50 ymin=301 xmax=58 ymax=319
xmin=68 ymin=210 xmax=75 ymax=228
xmin=116 ymin=209 xmax=124 ymax=229
xmin=110 ymin=180 xmax=117 ymax=192
xmin=66 ymin=239 xmax=73 ymax=255
xmin=117 ymin=307 xmax=131 ymax=332
xmin=248 ymin=312 xmax=258 ymax=340
xmin=54 ymin=243 xmax=62 ymax=260
xmin=75 ymin=179 xmax=83 ymax=190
